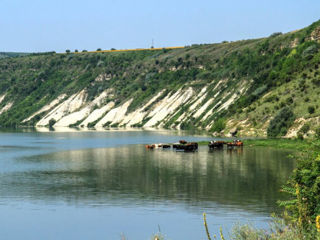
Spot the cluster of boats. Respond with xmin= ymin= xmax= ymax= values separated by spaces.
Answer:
xmin=145 ymin=139 xmax=243 ymax=152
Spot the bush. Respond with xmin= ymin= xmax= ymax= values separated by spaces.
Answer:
xmin=281 ymin=153 xmax=320 ymax=232
xmin=315 ymin=127 xmax=320 ymax=139
xmin=302 ymin=44 xmax=319 ymax=58
xmin=297 ymin=132 xmax=304 ymax=140
xmin=267 ymin=107 xmax=295 ymax=137
xmin=48 ymin=118 xmax=56 ymax=128
xmin=300 ymin=123 xmax=310 ymax=134
xmin=308 ymin=106 xmax=315 ymax=114
xmin=270 ymin=32 xmax=283 ymax=37
xmin=210 ymin=118 xmax=226 ymax=133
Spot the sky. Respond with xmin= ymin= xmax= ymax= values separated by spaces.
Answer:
xmin=1 ymin=0 xmax=320 ymax=53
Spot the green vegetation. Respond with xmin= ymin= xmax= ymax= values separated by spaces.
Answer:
xmin=232 ymin=139 xmax=320 ymax=239
xmin=210 ymin=118 xmax=226 ymax=133
xmin=0 ymin=20 xmax=320 ymax=133
xmin=267 ymin=107 xmax=295 ymax=137
xmin=48 ymin=118 xmax=56 ymax=128
xmin=244 ymin=138 xmax=312 ymax=151
xmin=0 ymin=52 xmax=30 ymax=59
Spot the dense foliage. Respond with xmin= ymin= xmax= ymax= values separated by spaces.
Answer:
xmin=267 ymin=107 xmax=295 ymax=137
xmin=281 ymin=150 xmax=320 ymax=232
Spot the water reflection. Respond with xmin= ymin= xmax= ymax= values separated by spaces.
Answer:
xmin=0 ymin=145 xmax=295 ymax=215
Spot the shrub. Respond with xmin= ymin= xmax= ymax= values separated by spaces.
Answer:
xmin=297 ymin=132 xmax=304 ymax=140
xmin=302 ymin=44 xmax=319 ymax=58
xmin=308 ymin=106 xmax=315 ymax=114
xmin=267 ymin=107 xmax=295 ymax=137
xmin=210 ymin=118 xmax=226 ymax=133
xmin=300 ymin=123 xmax=310 ymax=135
xmin=315 ymin=127 xmax=320 ymax=139
xmin=48 ymin=118 xmax=56 ymax=128
xmin=281 ymin=153 xmax=320 ymax=232
xmin=270 ymin=32 xmax=283 ymax=37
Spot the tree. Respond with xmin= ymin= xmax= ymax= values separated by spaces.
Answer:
xmin=75 ymin=49 xmax=79 ymax=53
xmin=65 ymin=49 xmax=71 ymax=53
xmin=97 ymin=48 xmax=102 ymax=51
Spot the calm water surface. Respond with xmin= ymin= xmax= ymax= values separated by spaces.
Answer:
xmin=0 ymin=130 xmax=295 ymax=240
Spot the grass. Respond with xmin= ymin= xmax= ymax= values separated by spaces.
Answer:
xmin=198 ymin=138 xmax=317 ymax=151
xmin=243 ymin=138 xmax=314 ymax=151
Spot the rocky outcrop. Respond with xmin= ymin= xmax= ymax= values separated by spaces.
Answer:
xmin=310 ymin=26 xmax=320 ymax=41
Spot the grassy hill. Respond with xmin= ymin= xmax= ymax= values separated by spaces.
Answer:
xmin=0 ymin=20 xmax=319 ymax=137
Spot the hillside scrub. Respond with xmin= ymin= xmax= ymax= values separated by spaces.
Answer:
xmin=267 ymin=107 xmax=295 ymax=137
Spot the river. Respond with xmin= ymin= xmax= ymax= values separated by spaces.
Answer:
xmin=0 ymin=130 xmax=295 ymax=239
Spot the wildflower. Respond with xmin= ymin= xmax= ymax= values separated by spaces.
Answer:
xmin=316 ymin=215 xmax=320 ymax=232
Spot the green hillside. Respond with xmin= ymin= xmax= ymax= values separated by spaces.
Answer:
xmin=0 ymin=20 xmax=319 ymax=137
xmin=0 ymin=52 xmax=30 ymax=59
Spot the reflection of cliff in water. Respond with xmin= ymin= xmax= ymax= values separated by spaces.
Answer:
xmin=1 ymin=145 xmax=295 ymax=213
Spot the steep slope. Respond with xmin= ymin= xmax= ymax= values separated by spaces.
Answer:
xmin=0 ymin=20 xmax=320 ymax=137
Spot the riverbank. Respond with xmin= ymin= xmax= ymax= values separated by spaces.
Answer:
xmin=244 ymin=138 xmax=317 ymax=151
xmin=199 ymin=138 xmax=320 ymax=152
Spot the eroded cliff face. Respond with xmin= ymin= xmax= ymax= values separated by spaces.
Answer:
xmin=21 ymin=78 xmax=249 ymax=131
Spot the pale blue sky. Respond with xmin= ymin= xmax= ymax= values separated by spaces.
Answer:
xmin=1 ymin=0 xmax=319 ymax=53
